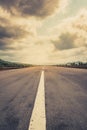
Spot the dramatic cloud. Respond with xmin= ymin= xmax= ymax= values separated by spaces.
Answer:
xmin=51 ymin=32 xmax=77 ymax=50
xmin=0 ymin=39 xmax=15 ymax=50
xmin=0 ymin=1 xmax=87 ymax=64
xmin=0 ymin=25 xmax=28 ymax=39
xmin=0 ymin=8 xmax=38 ymax=51
xmin=0 ymin=0 xmax=69 ymax=18
xmin=50 ymin=9 xmax=87 ymax=51
xmin=0 ymin=17 xmax=33 ymax=51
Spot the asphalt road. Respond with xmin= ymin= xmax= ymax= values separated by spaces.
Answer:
xmin=0 ymin=67 xmax=87 ymax=130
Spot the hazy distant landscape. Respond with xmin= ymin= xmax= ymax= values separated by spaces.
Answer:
xmin=0 ymin=59 xmax=32 ymax=70
xmin=56 ymin=62 xmax=87 ymax=69
xmin=0 ymin=59 xmax=87 ymax=71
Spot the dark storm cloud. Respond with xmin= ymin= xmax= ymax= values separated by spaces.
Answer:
xmin=51 ymin=33 xmax=77 ymax=50
xmin=0 ymin=24 xmax=31 ymax=51
xmin=0 ymin=0 xmax=60 ymax=18
xmin=0 ymin=25 xmax=28 ymax=39
xmin=0 ymin=17 xmax=30 ymax=51
xmin=0 ymin=39 xmax=14 ymax=50
xmin=0 ymin=15 xmax=35 ymax=51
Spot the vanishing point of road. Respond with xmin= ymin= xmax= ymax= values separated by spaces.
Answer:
xmin=0 ymin=66 xmax=87 ymax=130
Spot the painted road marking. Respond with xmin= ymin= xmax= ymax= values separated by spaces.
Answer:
xmin=28 ymin=71 xmax=46 ymax=130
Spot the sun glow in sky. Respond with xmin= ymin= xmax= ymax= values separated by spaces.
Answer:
xmin=0 ymin=0 xmax=87 ymax=64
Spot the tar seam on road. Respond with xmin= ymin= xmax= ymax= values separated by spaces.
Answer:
xmin=28 ymin=71 xmax=46 ymax=130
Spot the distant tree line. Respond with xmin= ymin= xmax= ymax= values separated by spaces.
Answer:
xmin=0 ymin=59 xmax=32 ymax=70
xmin=56 ymin=62 xmax=87 ymax=69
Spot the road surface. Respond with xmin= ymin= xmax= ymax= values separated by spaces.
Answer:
xmin=0 ymin=66 xmax=87 ymax=130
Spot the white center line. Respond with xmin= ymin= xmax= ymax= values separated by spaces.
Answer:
xmin=28 ymin=71 xmax=46 ymax=130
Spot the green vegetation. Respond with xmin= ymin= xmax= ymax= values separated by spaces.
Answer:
xmin=66 ymin=62 xmax=87 ymax=69
xmin=0 ymin=59 xmax=32 ymax=70
xmin=56 ymin=62 xmax=87 ymax=69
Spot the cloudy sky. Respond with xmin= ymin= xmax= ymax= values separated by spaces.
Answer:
xmin=0 ymin=0 xmax=87 ymax=64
